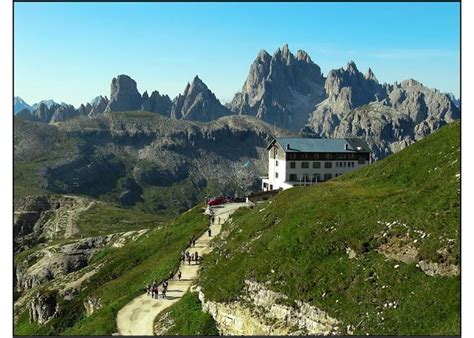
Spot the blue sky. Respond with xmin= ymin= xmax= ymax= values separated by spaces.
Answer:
xmin=14 ymin=2 xmax=460 ymax=107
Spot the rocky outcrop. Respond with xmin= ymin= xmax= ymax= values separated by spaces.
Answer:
xmin=89 ymin=96 xmax=109 ymax=116
xmin=50 ymin=103 xmax=79 ymax=123
xmin=198 ymin=281 xmax=339 ymax=335
xmin=230 ymin=44 xmax=326 ymax=131
xmin=141 ymin=90 xmax=172 ymax=116
xmin=105 ymin=75 xmax=143 ymax=112
xmin=171 ymin=75 xmax=232 ymax=122
xmin=28 ymin=292 xmax=59 ymax=324
xmin=16 ymin=236 xmax=112 ymax=292
xmin=84 ymin=296 xmax=102 ymax=316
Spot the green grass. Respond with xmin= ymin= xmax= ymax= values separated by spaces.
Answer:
xmin=14 ymin=206 xmax=209 ymax=335
xmin=154 ymin=292 xmax=219 ymax=335
xmin=199 ymin=121 xmax=460 ymax=335
xmin=75 ymin=203 xmax=165 ymax=238
xmin=14 ymin=137 xmax=78 ymax=198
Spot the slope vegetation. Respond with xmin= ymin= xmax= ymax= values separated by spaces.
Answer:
xmin=199 ymin=121 xmax=460 ymax=335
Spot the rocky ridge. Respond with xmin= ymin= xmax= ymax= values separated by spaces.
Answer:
xmin=198 ymin=280 xmax=340 ymax=335
xmin=171 ymin=75 xmax=231 ymax=122
xmin=229 ymin=44 xmax=326 ymax=131
xmin=305 ymin=64 xmax=460 ymax=159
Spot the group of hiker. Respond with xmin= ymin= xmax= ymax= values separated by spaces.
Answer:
xmin=181 ymin=250 xmax=200 ymax=265
xmin=143 ymin=209 xmax=222 ymax=300
xmin=145 ymin=279 xmax=167 ymax=299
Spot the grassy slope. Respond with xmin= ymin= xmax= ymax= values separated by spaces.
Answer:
xmin=154 ymin=292 xmax=219 ymax=335
xmin=199 ymin=121 xmax=460 ymax=335
xmin=75 ymin=203 xmax=165 ymax=237
xmin=14 ymin=137 xmax=78 ymax=198
xmin=14 ymin=206 xmax=208 ymax=335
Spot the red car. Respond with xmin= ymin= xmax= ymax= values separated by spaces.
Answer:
xmin=207 ymin=197 xmax=227 ymax=206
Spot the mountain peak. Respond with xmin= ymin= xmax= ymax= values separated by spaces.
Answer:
xmin=105 ymin=74 xmax=142 ymax=112
xmin=365 ymin=67 xmax=378 ymax=82
xmin=346 ymin=61 xmax=359 ymax=73
xmin=296 ymin=49 xmax=312 ymax=63
xmin=257 ymin=49 xmax=271 ymax=61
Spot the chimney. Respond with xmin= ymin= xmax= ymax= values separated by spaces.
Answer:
xmin=286 ymin=143 xmax=290 ymax=150
xmin=345 ymin=144 xmax=349 ymax=150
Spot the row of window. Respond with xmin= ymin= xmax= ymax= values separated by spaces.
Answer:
xmin=288 ymin=173 xmax=332 ymax=182
xmin=287 ymin=153 xmax=359 ymax=160
xmin=285 ymin=161 xmax=359 ymax=169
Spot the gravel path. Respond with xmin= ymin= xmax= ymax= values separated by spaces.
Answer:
xmin=116 ymin=202 xmax=248 ymax=336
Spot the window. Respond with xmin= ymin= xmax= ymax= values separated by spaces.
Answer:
xmin=290 ymin=162 xmax=296 ymax=168
xmin=312 ymin=153 xmax=320 ymax=160
xmin=301 ymin=162 xmax=309 ymax=169
xmin=302 ymin=153 xmax=309 ymax=159
xmin=324 ymin=162 xmax=332 ymax=169
xmin=351 ymin=162 xmax=355 ymax=167
xmin=270 ymin=184 xmax=273 ymax=190
xmin=324 ymin=173 xmax=332 ymax=181
xmin=325 ymin=153 xmax=332 ymax=159
xmin=288 ymin=153 xmax=296 ymax=160
xmin=336 ymin=162 xmax=339 ymax=168
xmin=275 ymin=172 xmax=279 ymax=178
xmin=302 ymin=174 xmax=310 ymax=181
xmin=289 ymin=174 xmax=298 ymax=181
xmin=343 ymin=162 xmax=347 ymax=167
xmin=275 ymin=160 xmax=278 ymax=166
xmin=313 ymin=162 xmax=321 ymax=169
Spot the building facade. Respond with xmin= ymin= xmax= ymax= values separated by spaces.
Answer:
xmin=261 ymin=137 xmax=372 ymax=191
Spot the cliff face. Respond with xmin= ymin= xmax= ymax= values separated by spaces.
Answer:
xmin=230 ymin=45 xmax=326 ymax=131
xmin=198 ymin=281 xmax=340 ymax=335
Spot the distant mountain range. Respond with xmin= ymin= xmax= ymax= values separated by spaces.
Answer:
xmin=14 ymin=44 xmax=460 ymax=159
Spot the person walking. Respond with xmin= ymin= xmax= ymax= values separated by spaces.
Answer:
xmin=208 ymin=228 xmax=212 ymax=237
xmin=169 ymin=270 xmax=174 ymax=281
xmin=218 ymin=216 xmax=221 ymax=224
xmin=177 ymin=270 xmax=182 ymax=281
xmin=145 ymin=284 xmax=150 ymax=295
xmin=195 ymin=251 xmax=199 ymax=264
xmin=187 ymin=254 xmax=191 ymax=265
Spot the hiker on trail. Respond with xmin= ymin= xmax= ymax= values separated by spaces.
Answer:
xmin=181 ymin=252 xmax=186 ymax=263
xmin=195 ymin=251 xmax=199 ymax=264
xmin=162 ymin=287 xmax=167 ymax=299
xmin=152 ymin=284 xmax=158 ymax=299
xmin=178 ymin=270 xmax=182 ymax=281
xmin=218 ymin=216 xmax=221 ymax=224
xmin=211 ymin=217 xmax=215 ymax=224
xmin=208 ymin=228 xmax=212 ymax=237
xmin=145 ymin=284 xmax=150 ymax=295
xmin=187 ymin=255 xmax=191 ymax=265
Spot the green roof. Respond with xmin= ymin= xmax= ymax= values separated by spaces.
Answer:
xmin=270 ymin=137 xmax=370 ymax=153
